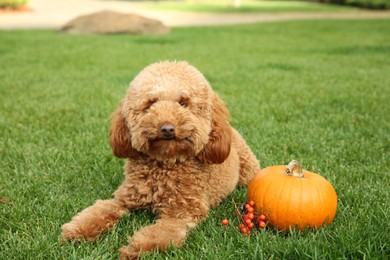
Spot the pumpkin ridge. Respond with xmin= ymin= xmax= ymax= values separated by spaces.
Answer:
xmin=248 ymin=172 xmax=266 ymax=203
xmin=274 ymin=174 xmax=288 ymax=229
xmin=324 ymin=181 xmax=337 ymax=224
xmin=299 ymin=178 xmax=303 ymax=228
xmin=315 ymin=181 xmax=324 ymax=228
xmin=261 ymin=172 xmax=278 ymax=215
xmin=283 ymin=176 xmax=295 ymax=230
xmin=292 ymin=175 xmax=304 ymax=229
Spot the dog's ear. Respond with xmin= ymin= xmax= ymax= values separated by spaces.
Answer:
xmin=197 ymin=93 xmax=232 ymax=164
xmin=109 ymin=102 xmax=136 ymax=158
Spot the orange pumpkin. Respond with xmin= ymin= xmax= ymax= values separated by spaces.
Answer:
xmin=247 ymin=160 xmax=337 ymax=231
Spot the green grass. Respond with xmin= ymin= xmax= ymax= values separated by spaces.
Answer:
xmin=1 ymin=18 xmax=390 ymax=259
xmin=148 ymin=0 xmax=358 ymax=13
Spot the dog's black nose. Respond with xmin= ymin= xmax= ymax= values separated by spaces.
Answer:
xmin=160 ymin=124 xmax=175 ymax=138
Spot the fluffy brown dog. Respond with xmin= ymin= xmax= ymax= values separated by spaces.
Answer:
xmin=61 ymin=61 xmax=260 ymax=259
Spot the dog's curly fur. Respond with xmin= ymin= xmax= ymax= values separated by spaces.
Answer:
xmin=61 ymin=61 xmax=260 ymax=259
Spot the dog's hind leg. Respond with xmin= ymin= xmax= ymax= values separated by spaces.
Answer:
xmin=61 ymin=199 xmax=128 ymax=241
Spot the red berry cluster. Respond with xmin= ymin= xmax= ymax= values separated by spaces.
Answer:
xmin=221 ymin=200 xmax=267 ymax=236
xmin=239 ymin=201 xmax=267 ymax=235
xmin=236 ymin=200 xmax=267 ymax=235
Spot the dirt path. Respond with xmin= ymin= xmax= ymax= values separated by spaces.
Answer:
xmin=1 ymin=0 xmax=389 ymax=29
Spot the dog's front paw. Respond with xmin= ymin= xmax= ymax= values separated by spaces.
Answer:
xmin=60 ymin=199 xmax=128 ymax=242
xmin=118 ymin=218 xmax=189 ymax=258
xmin=119 ymin=246 xmax=141 ymax=260
xmin=60 ymin=222 xmax=88 ymax=242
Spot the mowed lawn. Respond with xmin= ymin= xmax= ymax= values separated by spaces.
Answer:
xmin=0 ymin=19 xmax=389 ymax=259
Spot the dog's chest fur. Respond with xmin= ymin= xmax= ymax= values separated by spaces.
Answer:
xmin=120 ymin=157 xmax=210 ymax=219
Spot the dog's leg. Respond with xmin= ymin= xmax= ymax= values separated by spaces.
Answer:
xmin=61 ymin=199 xmax=128 ymax=241
xmin=233 ymin=129 xmax=260 ymax=185
xmin=119 ymin=218 xmax=195 ymax=259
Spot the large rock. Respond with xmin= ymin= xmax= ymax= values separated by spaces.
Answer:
xmin=61 ymin=10 xmax=170 ymax=35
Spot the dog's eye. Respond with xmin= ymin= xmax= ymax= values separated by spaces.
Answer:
xmin=178 ymin=98 xmax=189 ymax=107
xmin=142 ymin=99 xmax=157 ymax=111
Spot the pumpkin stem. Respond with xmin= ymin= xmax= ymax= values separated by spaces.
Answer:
xmin=285 ymin=160 xmax=304 ymax=178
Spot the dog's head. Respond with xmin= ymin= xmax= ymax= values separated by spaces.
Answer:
xmin=110 ymin=61 xmax=231 ymax=164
